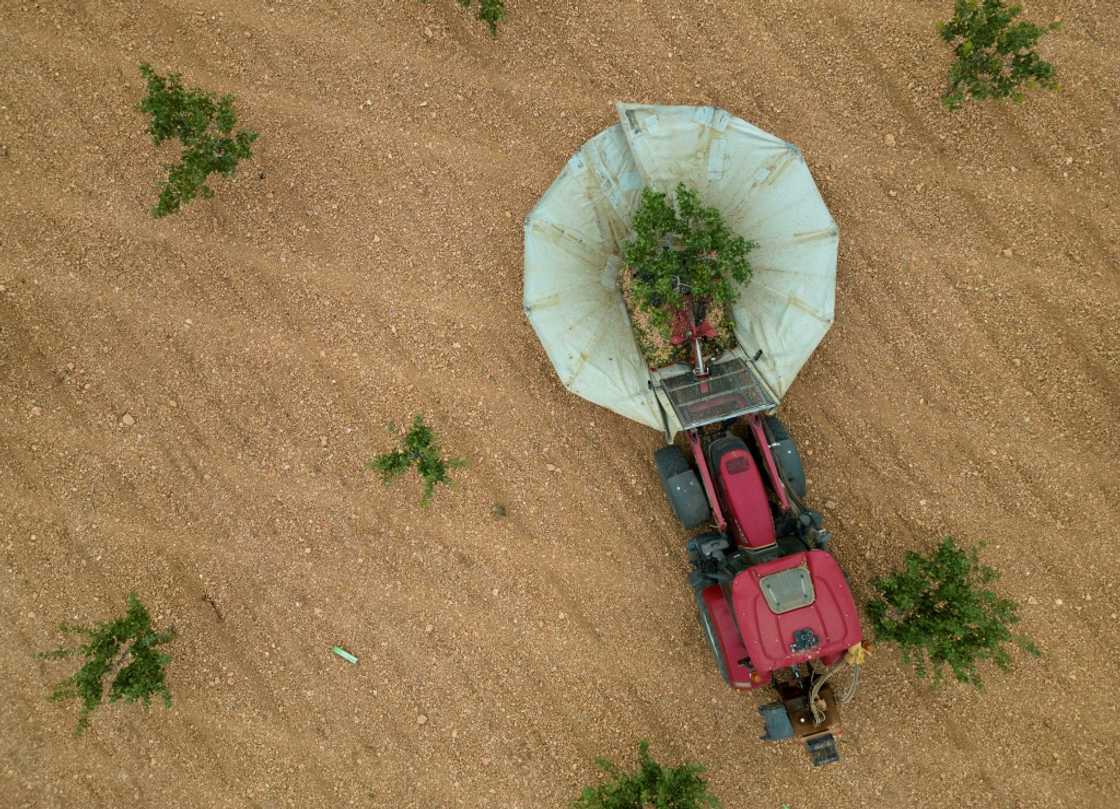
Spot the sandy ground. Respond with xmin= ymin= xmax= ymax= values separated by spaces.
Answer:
xmin=2 ymin=1 xmax=1119 ymax=807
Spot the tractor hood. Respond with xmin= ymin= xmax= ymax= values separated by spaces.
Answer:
xmin=732 ymin=550 xmax=860 ymax=672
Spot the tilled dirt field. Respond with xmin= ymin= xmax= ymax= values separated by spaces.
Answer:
xmin=2 ymin=2 xmax=1119 ymax=808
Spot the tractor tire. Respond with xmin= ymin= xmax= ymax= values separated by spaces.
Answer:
xmin=765 ymin=416 xmax=808 ymax=500
xmin=696 ymin=591 xmax=730 ymax=685
xmin=653 ymin=445 xmax=711 ymax=529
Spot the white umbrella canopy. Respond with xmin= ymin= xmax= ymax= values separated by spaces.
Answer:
xmin=523 ymin=103 xmax=838 ymax=435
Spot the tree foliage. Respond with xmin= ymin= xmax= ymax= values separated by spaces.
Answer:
xmin=137 ymin=64 xmax=258 ymax=217
xmin=573 ymin=741 xmax=721 ymax=809
xmin=39 ymin=593 xmax=175 ymax=734
xmin=867 ymin=537 xmax=1039 ymax=688
xmin=622 ymin=183 xmax=756 ymax=336
xmin=458 ymin=0 xmax=506 ymax=35
xmin=940 ymin=0 xmax=1059 ymax=110
xmin=368 ymin=415 xmax=465 ymax=507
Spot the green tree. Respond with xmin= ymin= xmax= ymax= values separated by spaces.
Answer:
xmin=39 ymin=593 xmax=175 ymax=734
xmin=573 ymin=741 xmax=721 ymax=809
xmin=458 ymin=0 xmax=506 ymax=35
xmin=867 ymin=537 xmax=1039 ymax=688
xmin=137 ymin=64 xmax=258 ymax=217
xmin=623 ymin=183 xmax=756 ymax=337
xmin=368 ymin=415 xmax=465 ymax=507
xmin=940 ymin=0 xmax=1059 ymax=110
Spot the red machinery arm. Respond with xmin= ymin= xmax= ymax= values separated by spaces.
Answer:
xmin=688 ymin=429 xmax=727 ymax=533
xmin=748 ymin=414 xmax=791 ymax=514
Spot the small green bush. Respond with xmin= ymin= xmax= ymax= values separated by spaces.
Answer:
xmin=458 ymin=0 xmax=506 ymax=35
xmin=137 ymin=64 xmax=258 ymax=217
xmin=39 ymin=593 xmax=175 ymax=734
xmin=573 ymin=741 xmax=721 ymax=809
xmin=623 ymin=183 xmax=756 ymax=338
xmin=867 ymin=537 xmax=1039 ymax=688
xmin=368 ymin=415 xmax=465 ymax=507
xmin=940 ymin=0 xmax=1059 ymax=110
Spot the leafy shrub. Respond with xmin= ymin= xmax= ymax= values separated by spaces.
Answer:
xmin=457 ymin=0 xmax=506 ymax=35
xmin=137 ymin=64 xmax=258 ymax=217
xmin=622 ymin=184 xmax=755 ymax=347
xmin=573 ymin=741 xmax=721 ymax=809
xmin=368 ymin=415 xmax=465 ymax=507
xmin=940 ymin=0 xmax=1059 ymax=110
xmin=867 ymin=537 xmax=1039 ymax=688
xmin=39 ymin=593 xmax=175 ymax=734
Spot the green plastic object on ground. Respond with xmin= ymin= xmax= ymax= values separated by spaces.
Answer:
xmin=331 ymin=646 xmax=358 ymax=664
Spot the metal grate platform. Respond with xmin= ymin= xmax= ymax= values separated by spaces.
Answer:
xmin=657 ymin=354 xmax=777 ymax=430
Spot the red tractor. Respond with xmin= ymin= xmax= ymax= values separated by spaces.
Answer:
xmin=650 ymin=313 xmax=863 ymax=766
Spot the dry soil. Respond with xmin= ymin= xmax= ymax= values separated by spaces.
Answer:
xmin=1 ymin=2 xmax=1119 ymax=808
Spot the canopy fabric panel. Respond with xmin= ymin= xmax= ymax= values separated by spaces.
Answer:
xmin=524 ymin=103 xmax=838 ymax=434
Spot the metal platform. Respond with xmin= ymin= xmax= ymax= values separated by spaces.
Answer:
xmin=654 ymin=352 xmax=777 ymax=431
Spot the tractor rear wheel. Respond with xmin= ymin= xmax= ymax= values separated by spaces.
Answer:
xmin=654 ymin=445 xmax=711 ymax=529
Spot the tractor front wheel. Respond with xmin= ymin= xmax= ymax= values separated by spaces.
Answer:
xmin=765 ymin=415 xmax=808 ymax=500
xmin=653 ymin=445 xmax=711 ymax=529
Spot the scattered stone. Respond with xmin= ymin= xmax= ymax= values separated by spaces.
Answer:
xmin=121 ymin=413 xmax=135 ymax=426
xmin=30 ymin=405 xmax=42 ymax=417
xmin=825 ymin=500 xmax=838 ymax=510
xmin=884 ymin=133 xmax=896 ymax=147
xmin=417 ymin=714 xmax=428 ymax=726
xmin=1054 ymin=598 xmax=1063 ymax=606
xmin=1001 ymin=248 xmax=1013 ymax=257
xmin=425 ymin=624 xmax=433 ymax=633
xmin=1028 ymin=596 xmax=1038 ymax=605
xmin=546 ymin=463 xmax=560 ymax=472
xmin=423 ymin=26 xmax=433 ymax=39
xmin=887 ymin=189 xmax=897 ymax=198
xmin=372 ymin=235 xmax=381 ymax=243
xmin=491 ymin=588 xmax=499 ymax=597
